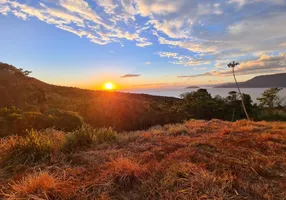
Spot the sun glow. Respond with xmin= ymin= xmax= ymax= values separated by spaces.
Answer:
xmin=104 ymin=82 xmax=115 ymax=90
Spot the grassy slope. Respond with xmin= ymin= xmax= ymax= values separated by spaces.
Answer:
xmin=1 ymin=120 xmax=286 ymax=200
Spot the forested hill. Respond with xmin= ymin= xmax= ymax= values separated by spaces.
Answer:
xmin=0 ymin=62 xmax=182 ymax=132
xmin=215 ymin=73 xmax=286 ymax=88
xmin=0 ymin=62 xmax=179 ymax=107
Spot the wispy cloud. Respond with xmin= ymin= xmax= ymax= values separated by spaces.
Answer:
xmin=135 ymin=37 xmax=153 ymax=47
xmin=121 ymin=74 xmax=141 ymax=78
xmin=156 ymin=51 xmax=210 ymax=66
xmin=0 ymin=5 xmax=9 ymax=15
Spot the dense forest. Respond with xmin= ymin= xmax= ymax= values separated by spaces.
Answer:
xmin=0 ymin=62 xmax=285 ymax=137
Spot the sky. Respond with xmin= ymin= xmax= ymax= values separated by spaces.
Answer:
xmin=0 ymin=0 xmax=285 ymax=90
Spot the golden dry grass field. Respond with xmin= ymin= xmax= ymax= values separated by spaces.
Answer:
xmin=1 ymin=120 xmax=286 ymax=200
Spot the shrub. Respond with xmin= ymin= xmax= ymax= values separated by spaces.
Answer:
xmin=165 ymin=124 xmax=188 ymax=136
xmin=64 ymin=124 xmax=96 ymax=150
xmin=3 ymin=129 xmax=54 ymax=165
xmin=53 ymin=110 xmax=84 ymax=132
xmin=64 ymin=125 xmax=118 ymax=151
xmin=0 ymin=116 xmax=8 ymax=137
xmin=96 ymin=127 xmax=118 ymax=144
xmin=0 ymin=106 xmax=21 ymax=117
xmin=21 ymin=112 xmax=45 ymax=130
xmin=24 ymin=105 xmax=40 ymax=112
xmin=257 ymin=110 xmax=286 ymax=121
xmin=6 ymin=113 xmax=22 ymax=122
xmin=41 ymin=114 xmax=56 ymax=128
xmin=44 ymin=109 xmax=62 ymax=116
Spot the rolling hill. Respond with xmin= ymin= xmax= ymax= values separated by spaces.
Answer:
xmin=215 ymin=73 xmax=286 ymax=88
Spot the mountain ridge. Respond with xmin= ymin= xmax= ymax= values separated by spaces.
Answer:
xmin=215 ymin=73 xmax=286 ymax=88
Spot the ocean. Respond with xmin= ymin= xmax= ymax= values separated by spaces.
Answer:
xmin=121 ymin=88 xmax=286 ymax=103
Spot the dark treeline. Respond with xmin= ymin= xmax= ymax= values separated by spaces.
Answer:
xmin=179 ymin=88 xmax=286 ymax=121
xmin=0 ymin=63 xmax=285 ymax=137
xmin=1 ymin=88 xmax=285 ymax=137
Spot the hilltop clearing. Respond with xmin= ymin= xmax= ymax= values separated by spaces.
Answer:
xmin=1 ymin=120 xmax=286 ymax=199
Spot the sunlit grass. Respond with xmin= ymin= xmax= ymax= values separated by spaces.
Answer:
xmin=8 ymin=172 xmax=57 ymax=198
xmin=1 ymin=120 xmax=286 ymax=199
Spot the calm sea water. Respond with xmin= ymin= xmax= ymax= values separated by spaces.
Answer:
xmin=121 ymin=88 xmax=286 ymax=103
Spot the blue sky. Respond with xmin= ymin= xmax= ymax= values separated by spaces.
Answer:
xmin=0 ymin=0 xmax=285 ymax=89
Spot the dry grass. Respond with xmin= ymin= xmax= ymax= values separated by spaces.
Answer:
xmin=106 ymin=157 xmax=147 ymax=188
xmin=2 ymin=172 xmax=57 ymax=199
xmin=1 ymin=119 xmax=286 ymax=200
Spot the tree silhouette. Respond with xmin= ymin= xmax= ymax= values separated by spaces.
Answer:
xmin=257 ymin=87 xmax=283 ymax=108
xmin=18 ymin=68 xmax=32 ymax=76
xmin=227 ymin=61 xmax=250 ymax=120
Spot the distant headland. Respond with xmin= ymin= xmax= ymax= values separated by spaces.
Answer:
xmin=186 ymin=86 xmax=200 ymax=89
xmin=215 ymin=73 xmax=286 ymax=88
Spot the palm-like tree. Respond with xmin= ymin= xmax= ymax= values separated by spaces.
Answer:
xmin=228 ymin=61 xmax=250 ymax=120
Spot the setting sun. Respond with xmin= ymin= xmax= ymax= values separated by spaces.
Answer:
xmin=104 ymin=82 xmax=114 ymax=90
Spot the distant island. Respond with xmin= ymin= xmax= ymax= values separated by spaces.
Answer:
xmin=186 ymin=86 xmax=200 ymax=89
xmin=215 ymin=73 xmax=286 ymax=88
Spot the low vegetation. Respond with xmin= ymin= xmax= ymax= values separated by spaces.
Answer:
xmin=64 ymin=124 xmax=118 ymax=151
xmin=0 ymin=129 xmax=65 ymax=179
xmin=1 ymin=120 xmax=286 ymax=199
